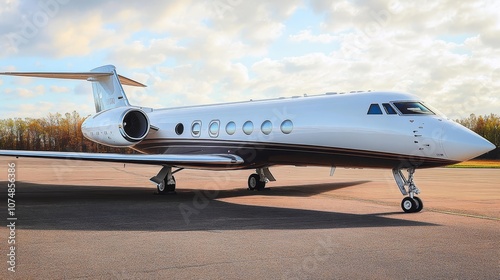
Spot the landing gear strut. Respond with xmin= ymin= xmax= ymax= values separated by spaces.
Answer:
xmin=150 ymin=166 xmax=183 ymax=194
xmin=392 ymin=168 xmax=423 ymax=213
xmin=248 ymin=167 xmax=276 ymax=191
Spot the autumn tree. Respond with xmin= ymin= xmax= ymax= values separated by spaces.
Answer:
xmin=457 ymin=114 xmax=499 ymax=159
xmin=0 ymin=111 xmax=135 ymax=154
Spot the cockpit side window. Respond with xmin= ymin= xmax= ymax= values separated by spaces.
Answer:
xmin=393 ymin=102 xmax=435 ymax=115
xmin=382 ymin=103 xmax=397 ymax=115
xmin=367 ymin=104 xmax=383 ymax=115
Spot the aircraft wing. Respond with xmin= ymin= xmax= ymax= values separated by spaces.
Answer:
xmin=0 ymin=150 xmax=244 ymax=167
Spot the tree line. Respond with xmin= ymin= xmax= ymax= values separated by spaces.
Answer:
xmin=0 ymin=111 xmax=498 ymax=159
xmin=456 ymin=113 xmax=499 ymax=159
xmin=0 ymin=111 xmax=133 ymax=154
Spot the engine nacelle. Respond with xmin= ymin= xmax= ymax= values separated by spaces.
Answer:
xmin=82 ymin=107 xmax=150 ymax=147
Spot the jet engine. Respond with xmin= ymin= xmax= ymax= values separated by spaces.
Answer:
xmin=81 ymin=107 xmax=150 ymax=147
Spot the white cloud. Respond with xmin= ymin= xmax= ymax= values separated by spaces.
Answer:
xmin=5 ymin=84 xmax=45 ymax=98
xmin=289 ymin=29 xmax=337 ymax=43
xmin=49 ymin=85 xmax=70 ymax=94
xmin=0 ymin=0 xmax=499 ymax=120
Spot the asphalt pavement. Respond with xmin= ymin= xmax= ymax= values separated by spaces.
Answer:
xmin=0 ymin=159 xmax=498 ymax=279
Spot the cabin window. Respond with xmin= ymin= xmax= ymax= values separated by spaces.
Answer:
xmin=209 ymin=120 xmax=220 ymax=138
xmin=226 ymin=122 xmax=236 ymax=135
xmin=175 ymin=123 xmax=184 ymax=135
xmin=280 ymin=120 xmax=293 ymax=134
xmin=382 ymin=103 xmax=397 ymax=115
xmin=191 ymin=121 xmax=202 ymax=137
xmin=393 ymin=102 xmax=434 ymax=115
xmin=243 ymin=121 xmax=254 ymax=135
xmin=261 ymin=120 xmax=273 ymax=135
xmin=367 ymin=104 xmax=383 ymax=115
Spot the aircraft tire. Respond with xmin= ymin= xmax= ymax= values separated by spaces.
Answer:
xmin=413 ymin=196 xmax=423 ymax=212
xmin=401 ymin=197 xmax=417 ymax=213
xmin=157 ymin=176 xmax=176 ymax=194
xmin=157 ymin=181 xmax=166 ymax=194
xmin=248 ymin=174 xmax=266 ymax=190
xmin=248 ymin=174 xmax=259 ymax=190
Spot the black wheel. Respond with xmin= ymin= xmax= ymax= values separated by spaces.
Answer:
xmin=401 ymin=197 xmax=417 ymax=213
xmin=166 ymin=176 xmax=176 ymax=192
xmin=157 ymin=176 xmax=176 ymax=194
xmin=248 ymin=174 xmax=260 ymax=190
xmin=157 ymin=181 xmax=166 ymax=194
xmin=248 ymin=174 xmax=266 ymax=190
xmin=256 ymin=180 xmax=266 ymax=190
xmin=413 ymin=196 xmax=423 ymax=212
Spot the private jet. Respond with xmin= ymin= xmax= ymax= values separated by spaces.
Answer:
xmin=0 ymin=65 xmax=495 ymax=213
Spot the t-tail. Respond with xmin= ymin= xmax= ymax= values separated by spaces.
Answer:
xmin=0 ymin=65 xmax=151 ymax=147
xmin=0 ymin=64 xmax=146 ymax=112
xmin=90 ymin=65 xmax=131 ymax=112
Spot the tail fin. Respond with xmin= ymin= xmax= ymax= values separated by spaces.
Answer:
xmin=89 ymin=65 xmax=131 ymax=112
xmin=0 ymin=64 xmax=146 ymax=113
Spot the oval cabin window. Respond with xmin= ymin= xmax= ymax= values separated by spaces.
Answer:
xmin=280 ymin=120 xmax=293 ymax=134
xmin=243 ymin=121 xmax=254 ymax=135
xmin=191 ymin=121 xmax=201 ymax=137
xmin=209 ymin=120 xmax=220 ymax=138
xmin=226 ymin=122 xmax=236 ymax=135
xmin=261 ymin=120 xmax=272 ymax=135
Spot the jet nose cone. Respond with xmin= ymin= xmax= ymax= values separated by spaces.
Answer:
xmin=442 ymin=122 xmax=496 ymax=162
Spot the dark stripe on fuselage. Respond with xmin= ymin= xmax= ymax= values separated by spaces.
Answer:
xmin=134 ymin=138 xmax=457 ymax=169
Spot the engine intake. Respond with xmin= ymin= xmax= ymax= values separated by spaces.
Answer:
xmin=82 ymin=107 xmax=150 ymax=147
xmin=122 ymin=110 xmax=149 ymax=142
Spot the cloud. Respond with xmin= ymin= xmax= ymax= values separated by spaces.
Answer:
xmin=289 ymin=29 xmax=338 ymax=43
xmin=0 ymin=0 xmax=498 ymax=120
xmin=5 ymin=84 xmax=45 ymax=98
xmin=49 ymin=85 xmax=70 ymax=93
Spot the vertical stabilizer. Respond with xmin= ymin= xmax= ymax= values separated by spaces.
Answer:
xmin=90 ymin=65 xmax=130 ymax=112
xmin=0 ymin=64 xmax=146 ymax=113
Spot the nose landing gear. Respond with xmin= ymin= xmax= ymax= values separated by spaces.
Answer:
xmin=401 ymin=196 xmax=423 ymax=213
xmin=393 ymin=168 xmax=423 ymax=213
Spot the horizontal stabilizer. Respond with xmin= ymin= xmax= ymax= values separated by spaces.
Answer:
xmin=0 ymin=150 xmax=244 ymax=167
xmin=0 ymin=71 xmax=146 ymax=87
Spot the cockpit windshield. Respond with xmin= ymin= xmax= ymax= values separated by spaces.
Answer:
xmin=393 ymin=102 xmax=435 ymax=115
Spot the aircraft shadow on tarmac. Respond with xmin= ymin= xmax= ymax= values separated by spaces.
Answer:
xmin=0 ymin=181 xmax=435 ymax=231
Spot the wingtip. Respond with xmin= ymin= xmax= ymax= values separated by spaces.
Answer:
xmin=117 ymin=74 xmax=147 ymax=87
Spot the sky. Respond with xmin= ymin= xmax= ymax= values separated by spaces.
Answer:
xmin=0 ymin=0 xmax=499 ymax=120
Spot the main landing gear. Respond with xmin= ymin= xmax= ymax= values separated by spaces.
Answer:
xmin=150 ymin=165 xmax=183 ymax=194
xmin=150 ymin=166 xmax=277 ymax=194
xmin=247 ymin=167 xmax=276 ymax=191
xmin=392 ymin=168 xmax=423 ymax=213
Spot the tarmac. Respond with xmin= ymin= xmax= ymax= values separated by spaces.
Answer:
xmin=0 ymin=158 xmax=498 ymax=279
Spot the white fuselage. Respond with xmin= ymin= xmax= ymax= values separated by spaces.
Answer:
xmin=131 ymin=91 xmax=493 ymax=169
